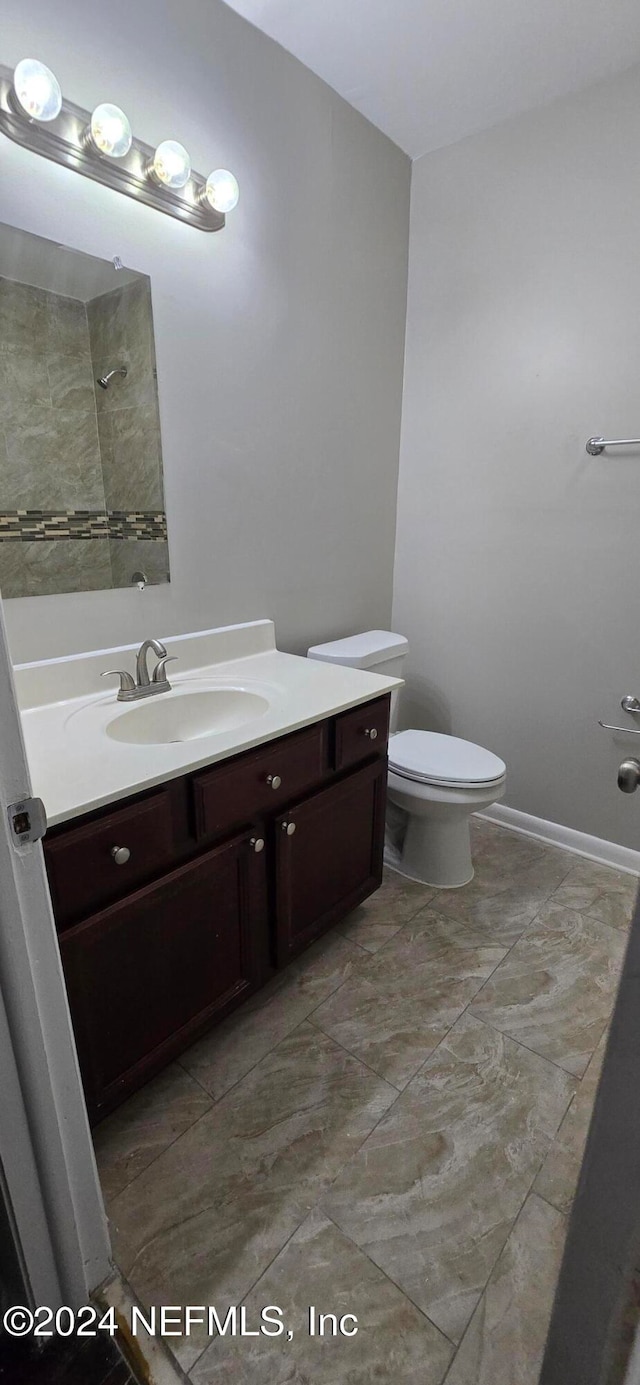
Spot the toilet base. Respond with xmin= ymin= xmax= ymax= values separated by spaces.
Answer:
xmin=387 ymin=769 xmax=506 ymax=891
xmin=385 ymin=853 xmax=474 ymax=890
xmin=399 ymin=812 xmax=475 ymax=889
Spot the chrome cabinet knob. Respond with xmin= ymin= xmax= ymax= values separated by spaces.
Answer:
xmin=250 ymin=836 xmax=265 ymax=853
xmin=267 ymin=774 xmax=282 ymax=790
xmin=364 ymin=727 xmax=378 ymax=740
xmin=618 ymin=759 xmax=640 ymax=793
xmin=111 ymin=845 xmax=131 ymax=865
xmin=281 ymin=820 xmax=296 ymax=836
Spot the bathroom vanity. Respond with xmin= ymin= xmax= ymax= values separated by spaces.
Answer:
xmin=16 ymin=621 xmax=399 ymax=1123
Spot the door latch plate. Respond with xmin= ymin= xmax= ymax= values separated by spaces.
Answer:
xmin=7 ymin=797 xmax=47 ymax=847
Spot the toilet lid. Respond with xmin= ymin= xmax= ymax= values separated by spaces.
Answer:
xmin=388 ymin=730 xmax=506 ymax=788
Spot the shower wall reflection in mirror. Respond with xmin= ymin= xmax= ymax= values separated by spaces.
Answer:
xmin=0 ymin=224 xmax=170 ymax=597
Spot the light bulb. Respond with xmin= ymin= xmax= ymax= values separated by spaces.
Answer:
xmin=151 ymin=140 xmax=191 ymax=190
xmin=89 ymin=103 xmax=132 ymax=158
xmin=13 ymin=58 xmax=62 ymax=122
xmin=203 ymin=169 xmax=239 ymax=214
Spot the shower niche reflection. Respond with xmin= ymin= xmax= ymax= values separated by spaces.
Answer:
xmin=0 ymin=223 xmax=170 ymax=597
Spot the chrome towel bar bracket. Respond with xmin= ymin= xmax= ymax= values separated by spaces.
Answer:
xmin=586 ymin=436 xmax=640 ymax=456
xmin=598 ymin=699 xmax=640 ymax=732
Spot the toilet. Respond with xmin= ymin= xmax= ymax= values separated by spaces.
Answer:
xmin=307 ymin=631 xmax=506 ymax=888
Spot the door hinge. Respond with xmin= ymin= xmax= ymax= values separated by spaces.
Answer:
xmin=7 ymin=797 xmax=47 ymax=848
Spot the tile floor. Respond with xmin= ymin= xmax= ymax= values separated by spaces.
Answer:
xmin=93 ymin=819 xmax=637 ymax=1384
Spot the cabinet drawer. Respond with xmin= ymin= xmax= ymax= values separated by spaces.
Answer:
xmin=334 ymin=695 xmax=390 ymax=772
xmin=193 ymin=722 xmax=329 ymax=839
xmin=45 ymin=789 xmax=176 ymax=927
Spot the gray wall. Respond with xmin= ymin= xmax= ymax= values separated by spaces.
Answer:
xmin=1 ymin=0 xmax=410 ymax=661
xmin=393 ymin=61 xmax=640 ymax=849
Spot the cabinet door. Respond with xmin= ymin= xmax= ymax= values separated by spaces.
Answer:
xmin=60 ymin=832 xmax=267 ymax=1121
xmin=274 ymin=760 xmax=386 ymax=964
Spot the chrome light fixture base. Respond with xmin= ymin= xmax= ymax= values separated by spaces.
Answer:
xmin=0 ymin=64 xmax=225 ymax=233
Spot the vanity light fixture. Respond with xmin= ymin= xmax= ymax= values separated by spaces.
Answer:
xmin=150 ymin=139 xmax=191 ymax=189
xmin=87 ymin=103 xmax=132 ymax=158
xmin=202 ymin=168 xmax=240 ymax=214
xmin=12 ymin=57 xmax=62 ymax=121
xmin=0 ymin=58 xmax=239 ymax=233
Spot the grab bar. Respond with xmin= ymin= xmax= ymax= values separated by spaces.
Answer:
xmin=598 ymin=721 xmax=640 ymax=734
xmin=586 ymin=436 xmax=640 ymax=456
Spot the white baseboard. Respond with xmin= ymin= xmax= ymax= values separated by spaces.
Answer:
xmin=478 ymin=803 xmax=640 ymax=877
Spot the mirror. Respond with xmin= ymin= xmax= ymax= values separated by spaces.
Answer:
xmin=0 ymin=224 xmax=170 ymax=597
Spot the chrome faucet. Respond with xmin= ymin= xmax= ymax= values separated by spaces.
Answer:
xmin=102 ymin=639 xmax=176 ymax=702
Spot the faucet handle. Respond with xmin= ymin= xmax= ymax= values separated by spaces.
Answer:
xmin=152 ymin=655 xmax=177 ymax=685
xmin=102 ymin=669 xmax=136 ymax=694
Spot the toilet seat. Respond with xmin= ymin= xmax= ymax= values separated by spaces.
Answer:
xmin=388 ymin=730 xmax=506 ymax=790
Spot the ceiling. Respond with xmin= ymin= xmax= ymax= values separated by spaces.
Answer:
xmin=222 ymin=0 xmax=640 ymax=158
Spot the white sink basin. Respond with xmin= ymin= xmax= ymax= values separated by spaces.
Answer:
xmin=106 ymin=687 xmax=270 ymax=745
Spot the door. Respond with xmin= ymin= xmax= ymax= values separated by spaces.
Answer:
xmin=541 ymin=775 xmax=640 ymax=1384
xmin=274 ymin=758 xmax=387 ymax=963
xmin=61 ymin=831 xmax=268 ymax=1120
xmin=0 ymin=597 xmax=110 ymax=1308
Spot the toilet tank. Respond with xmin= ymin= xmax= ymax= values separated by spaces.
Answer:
xmin=307 ymin=630 xmax=408 ymax=730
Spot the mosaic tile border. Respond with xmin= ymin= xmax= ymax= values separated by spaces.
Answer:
xmin=108 ymin=511 xmax=167 ymax=541
xmin=0 ymin=510 xmax=167 ymax=543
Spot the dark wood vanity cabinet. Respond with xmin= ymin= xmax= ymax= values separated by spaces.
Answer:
xmin=44 ymin=695 xmax=390 ymax=1122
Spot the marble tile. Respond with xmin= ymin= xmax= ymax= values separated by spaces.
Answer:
xmin=534 ymin=1030 xmax=607 ymax=1213
xmin=93 ymin=350 xmax=156 ymax=416
xmin=3 ymin=404 xmax=104 ymax=509
xmin=470 ymin=820 xmax=568 ymax=880
xmin=89 ymin=283 xmax=157 ymax=418
xmin=0 ymin=278 xmax=50 ymax=351
xmin=48 ymin=351 xmax=97 ymax=411
xmin=20 ymin=539 xmax=112 ymax=596
xmin=87 ymin=279 xmax=163 ymax=511
xmin=94 ymin=1062 xmax=213 ymax=1202
xmin=338 ymin=868 xmax=438 ymax=952
xmin=323 ymin=1012 xmax=575 ymax=1344
xmin=551 ymin=857 xmax=637 ymax=932
xmin=180 ymin=932 xmax=362 ymax=1101
xmin=104 ymin=405 xmax=164 ymax=510
xmin=110 ymin=1023 xmax=396 ymax=1367
xmin=109 ymin=539 xmax=170 ymax=590
xmin=86 ymin=284 xmax=119 ymax=356
xmin=191 ymin=1210 xmax=453 ymax=1385
xmin=0 ymin=541 xmax=26 ymax=600
xmin=88 ymin=279 xmax=153 ymax=365
xmin=0 ymin=278 xmax=107 ymax=525
xmin=96 ymin=409 xmax=114 ymax=475
xmin=310 ymin=974 xmax=452 ymax=1089
xmin=311 ymin=911 xmax=508 ymax=1088
xmin=444 ymin=1194 xmax=566 ymax=1385
xmin=357 ymin=907 xmax=508 ymax=995
xmin=49 ymin=293 xmax=90 ymax=351
xmin=431 ymin=847 xmax=571 ymax=947
xmin=0 ymin=348 xmax=50 ymax=412
xmin=469 ymin=901 xmax=626 ymax=1076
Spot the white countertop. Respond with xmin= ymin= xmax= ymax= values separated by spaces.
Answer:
xmin=15 ymin=620 xmax=401 ymax=827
